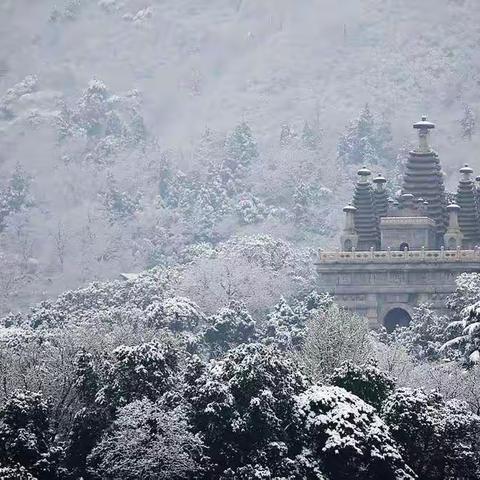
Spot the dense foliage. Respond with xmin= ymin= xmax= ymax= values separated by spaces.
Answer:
xmin=1 ymin=271 xmax=480 ymax=479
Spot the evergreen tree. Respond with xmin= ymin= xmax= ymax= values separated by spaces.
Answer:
xmin=330 ymin=361 xmax=395 ymax=410
xmin=0 ymin=390 xmax=64 ymax=480
xmin=461 ymin=104 xmax=476 ymax=140
xmin=301 ymin=120 xmax=321 ymax=151
xmin=279 ymin=123 xmax=296 ymax=147
xmin=383 ymin=388 xmax=480 ymax=480
xmin=101 ymin=173 xmax=142 ymax=223
xmin=97 ymin=341 xmax=180 ymax=409
xmin=0 ymin=164 xmax=32 ymax=230
xmin=202 ymin=301 xmax=257 ymax=356
xmin=337 ymin=104 xmax=393 ymax=166
xmin=296 ymin=385 xmax=416 ymax=480
xmin=185 ymin=343 xmax=310 ymax=477
xmin=224 ymin=121 xmax=258 ymax=174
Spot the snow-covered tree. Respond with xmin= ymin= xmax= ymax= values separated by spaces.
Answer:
xmin=0 ymin=164 xmax=32 ymax=230
xmin=202 ymin=301 xmax=257 ymax=356
xmin=299 ymin=304 xmax=372 ymax=381
xmin=236 ymin=192 xmax=267 ymax=225
xmin=262 ymin=297 xmax=305 ymax=350
xmin=383 ymin=388 xmax=480 ymax=480
xmin=87 ymin=399 xmax=202 ymax=480
xmin=330 ymin=360 xmax=395 ymax=410
xmin=390 ymin=304 xmax=454 ymax=361
xmin=441 ymin=273 xmax=480 ymax=363
xmin=97 ymin=341 xmax=181 ymax=408
xmin=279 ymin=123 xmax=297 ymax=148
xmin=185 ymin=343 xmax=309 ymax=477
xmin=101 ymin=173 xmax=142 ymax=223
xmin=0 ymin=390 xmax=64 ymax=480
xmin=460 ymin=104 xmax=476 ymax=140
xmin=296 ymin=385 xmax=416 ymax=480
xmin=145 ymin=296 xmax=206 ymax=333
xmin=301 ymin=120 xmax=321 ymax=151
xmin=224 ymin=121 xmax=258 ymax=174
xmin=337 ymin=104 xmax=393 ymax=166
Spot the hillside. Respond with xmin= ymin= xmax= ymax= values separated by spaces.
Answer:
xmin=2 ymin=0 xmax=480 ymax=311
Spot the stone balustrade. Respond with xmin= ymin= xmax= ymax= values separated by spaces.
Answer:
xmin=317 ymin=248 xmax=480 ymax=263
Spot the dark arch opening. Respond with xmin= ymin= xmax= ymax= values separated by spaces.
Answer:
xmin=448 ymin=237 xmax=457 ymax=250
xmin=384 ymin=308 xmax=412 ymax=333
xmin=344 ymin=239 xmax=353 ymax=252
xmin=399 ymin=242 xmax=409 ymax=252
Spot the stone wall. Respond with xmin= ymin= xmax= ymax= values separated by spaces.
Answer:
xmin=316 ymin=249 xmax=480 ymax=327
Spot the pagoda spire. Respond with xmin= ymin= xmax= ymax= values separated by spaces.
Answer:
xmin=402 ymin=115 xmax=447 ymax=245
xmin=456 ymin=164 xmax=480 ymax=248
xmin=352 ymin=167 xmax=379 ymax=250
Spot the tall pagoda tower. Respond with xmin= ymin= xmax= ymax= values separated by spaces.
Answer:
xmin=352 ymin=167 xmax=379 ymax=250
xmin=402 ymin=116 xmax=448 ymax=246
xmin=456 ymin=164 xmax=480 ymax=248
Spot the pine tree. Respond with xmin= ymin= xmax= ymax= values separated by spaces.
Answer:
xmin=0 ymin=164 xmax=32 ymax=230
xmin=0 ymin=390 xmax=63 ymax=480
xmin=279 ymin=123 xmax=296 ymax=147
xmin=338 ymin=104 xmax=393 ymax=166
xmin=301 ymin=120 xmax=321 ymax=151
xmin=224 ymin=121 xmax=258 ymax=173
xmin=101 ymin=173 xmax=142 ymax=223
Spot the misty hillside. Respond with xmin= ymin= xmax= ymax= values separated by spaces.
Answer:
xmin=6 ymin=3 xmax=480 ymax=480
xmin=1 ymin=0 xmax=480 ymax=312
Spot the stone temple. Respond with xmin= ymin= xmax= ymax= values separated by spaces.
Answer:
xmin=316 ymin=116 xmax=480 ymax=331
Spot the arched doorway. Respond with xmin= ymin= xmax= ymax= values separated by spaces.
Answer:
xmin=399 ymin=242 xmax=409 ymax=252
xmin=383 ymin=307 xmax=412 ymax=333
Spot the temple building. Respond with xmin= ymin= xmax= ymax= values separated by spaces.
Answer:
xmin=317 ymin=116 xmax=480 ymax=330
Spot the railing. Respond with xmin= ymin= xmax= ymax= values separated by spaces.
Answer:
xmin=317 ymin=248 xmax=480 ymax=263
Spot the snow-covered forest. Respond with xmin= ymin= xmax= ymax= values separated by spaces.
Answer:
xmin=3 ymin=0 xmax=480 ymax=479
xmin=2 ymin=0 xmax=480 ymax=311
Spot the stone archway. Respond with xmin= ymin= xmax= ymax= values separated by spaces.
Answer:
xmin=383 ymin=307 xmax=412 ymax=332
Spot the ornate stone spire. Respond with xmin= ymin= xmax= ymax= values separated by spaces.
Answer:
xmin=444 ymin=203 xmax=463 ymax=249
xmin=352 ymin=167 xmax=379 ymax=250
xmin=456 ymin=164 xmax=480 ymax=248
xmin=373 ymin=174 xmax=388 ymax=218
xmin=340 ymin=204 xmax=358 ymax=251
xmin=402 ymin=115 xmax=448 ymax=244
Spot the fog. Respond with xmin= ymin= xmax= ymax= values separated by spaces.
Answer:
xmin=1 ymin=0 xmax=480 ymax=312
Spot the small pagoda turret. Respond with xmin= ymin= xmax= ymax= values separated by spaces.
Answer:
xmin=373 ymin=174 xmax=388 ymax=218
xmin=456 ymin=164 xmax=480 ymax=248
xmin=352 ymin=167 xmax=379 ymax=250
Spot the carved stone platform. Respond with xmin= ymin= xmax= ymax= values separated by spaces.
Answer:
xmin=316 ymin=249 xmax=480 ymax=328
